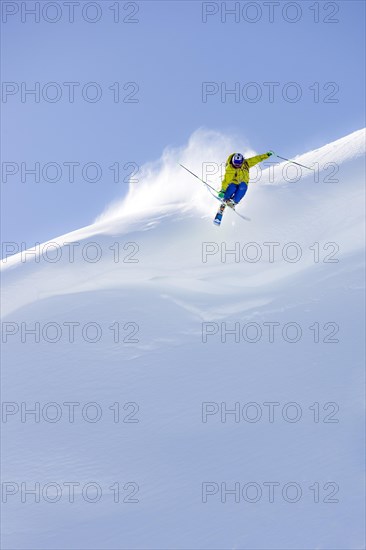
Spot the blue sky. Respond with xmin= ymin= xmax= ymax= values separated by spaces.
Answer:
xmin=1 ymin=0 xmax=365 ymax=245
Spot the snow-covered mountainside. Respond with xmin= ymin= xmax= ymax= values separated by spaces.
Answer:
xmin=1 ymin=129 xmax=365 ymax=549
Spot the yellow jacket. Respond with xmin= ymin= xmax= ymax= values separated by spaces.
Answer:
xmin=221 ymin=152 xmax=270 ymax=191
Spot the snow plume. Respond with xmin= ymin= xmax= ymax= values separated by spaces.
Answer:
xmin=95 ymin=128 xmax=255 ymax=222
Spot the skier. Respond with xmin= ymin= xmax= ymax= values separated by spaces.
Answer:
xmin=218 ymin=151 xmax=275 ymax=208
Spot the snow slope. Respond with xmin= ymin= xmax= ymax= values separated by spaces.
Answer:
xmin=1 ymin=128 xmax=365 ymax=549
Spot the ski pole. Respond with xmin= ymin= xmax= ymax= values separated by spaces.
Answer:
xmin=275 ymin=154 xmax=313 ymax=171
xmin=179 ymin=164 xmax=219 ymax=193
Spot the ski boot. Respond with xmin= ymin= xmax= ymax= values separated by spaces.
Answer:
xmin=225 ymin=198 xmax=236 ymax=210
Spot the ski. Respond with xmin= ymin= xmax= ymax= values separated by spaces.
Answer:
xmin=212 ymin=194 xmax=251 ymax=223
xmin=213 ymin=202 xmax=226 ymax=226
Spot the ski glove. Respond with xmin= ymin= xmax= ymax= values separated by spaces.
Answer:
xmin=267 ymin=150 xmax=275 ymax=156
xmin=218 ymin=190 xmax=225 ymax=199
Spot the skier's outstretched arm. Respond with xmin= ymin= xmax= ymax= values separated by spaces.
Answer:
xmin=246 ymin=151 xmax=274 ymax=167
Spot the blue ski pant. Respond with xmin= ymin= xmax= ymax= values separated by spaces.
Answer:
xmin=224 ymin=182 xmax=248 ymax=203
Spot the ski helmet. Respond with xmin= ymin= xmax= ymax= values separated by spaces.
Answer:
xmin=232 ymin=153 xmax=244 ymax=167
